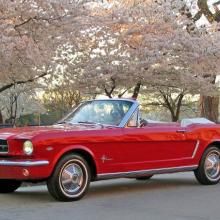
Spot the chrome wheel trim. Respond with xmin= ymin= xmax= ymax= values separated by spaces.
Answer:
xmin=59 ymin=159 xmax=88 ymax=198
xmin=205 ymin=150 xmax=220 ymax=181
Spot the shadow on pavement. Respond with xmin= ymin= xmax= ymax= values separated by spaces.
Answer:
xmin=1 ymin=175 xmax=199 ymax=203
xmin=86 ymin=176 xmax=198 ymax=199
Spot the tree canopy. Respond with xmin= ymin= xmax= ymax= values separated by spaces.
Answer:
xmin=1 ymin=0 xmax=220 ymax=123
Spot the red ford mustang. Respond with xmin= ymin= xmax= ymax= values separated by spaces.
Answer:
xmin=0 ymin=99 xmax=219 ymax=201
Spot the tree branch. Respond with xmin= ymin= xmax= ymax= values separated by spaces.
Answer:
xmin=103 ymin=77 xmax=116 ymax=98
xmin=14 ymin=17 xmax=35 ymax=29
xmin=159 ymin=90 xmax=175 ymax=118
xmin=195 ymin=0 xmax=220 ymax=23
xmin=118 ymin=88 xmax=130 ymax=98
xmin=0 ymin=72 xmax=49 ymax=93
xmin=132 ymin=82 xmax=142 ymax=99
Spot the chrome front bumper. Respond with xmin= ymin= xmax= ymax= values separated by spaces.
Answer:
xmin=0 ymin=160 xmax=49 ymax=167
xmin=0 ymin=159 xmax=50 ymax=180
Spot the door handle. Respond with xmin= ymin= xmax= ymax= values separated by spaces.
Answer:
xmin=176 ymin=129 xmax=186 ymax=133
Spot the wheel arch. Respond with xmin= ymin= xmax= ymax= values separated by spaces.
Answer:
xmin=194 ymin=142 xmax=220 ymax=185
xmin=198 ymin=140 xmax=220 ymax=161
xmin=51 ymin=146 xmax=98 ymax=181
xmin=205 ymin=140 xmax=220 ymax=150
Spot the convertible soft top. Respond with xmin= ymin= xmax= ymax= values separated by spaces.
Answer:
xmin=181 ymin=118 xmax=215 ymax=127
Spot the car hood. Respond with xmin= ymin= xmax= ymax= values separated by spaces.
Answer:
xmin=0 ymin=124 xmax=109 ymax=140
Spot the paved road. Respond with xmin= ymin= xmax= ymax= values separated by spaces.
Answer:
xmin=0 ymin=172 xmax=219 ymax=220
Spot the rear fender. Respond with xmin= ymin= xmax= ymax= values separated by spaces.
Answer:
xmin=195 ymin=139 xmax=220 ymax=163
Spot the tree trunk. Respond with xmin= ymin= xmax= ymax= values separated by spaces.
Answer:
xmin=200 ymin=95 xmax=219 ymax=122
xmin=132 ymin=82 xmax=142 ymax=99
xmin=0 ymin=111 xmax=3 ymax=124
xmin=159 ymin=90 xmax=185 ymax=122
xmin=103 ymin=77 xmax=116 ymax=98
xmin=174 ymin=93 xmax=184 ymax=122
xmin=168 ymin=105 xmax=180 ymax=122
xmin=171 ymin=114 xmax=179 ymax=122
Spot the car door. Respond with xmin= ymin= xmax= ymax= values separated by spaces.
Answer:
xmin=95 ymin=110 xmax=198 ymax=175
xmin=117 ymin=114 xmax=198 ymax=172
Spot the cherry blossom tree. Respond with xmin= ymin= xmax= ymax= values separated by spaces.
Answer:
xmin=1 ymin=0 xmax=220 ymax=123
xmin=57 ymin=0 xmax=219 ymax=121
xmin=42 ymin=81 xmax=82 ymax=119
xmin=0 ymin=0 xmax=103 ymax=122
xmin=0 ymin=84 xmax=45 ymax=126
xmin=0 ymin=0 xmax=114 ymax=93
xmin=175 ymin=0 xmax=220 ymax=121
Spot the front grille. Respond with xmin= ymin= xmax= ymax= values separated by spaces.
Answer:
xmin=0 ymin=139 xmax=8 ymax=154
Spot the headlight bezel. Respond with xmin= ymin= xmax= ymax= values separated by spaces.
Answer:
xmin=23 ymin=140 xmax=34 ymax=155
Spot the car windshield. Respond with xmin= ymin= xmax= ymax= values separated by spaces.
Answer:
xmin=60 ymin=100 xmax=133 ymax=126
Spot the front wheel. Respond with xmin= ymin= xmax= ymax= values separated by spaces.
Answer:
xmin=194 ymin=146 xmax=220 ymax=185
xmin=0 ymin=180 xmax=22 ymax=193
xmin=47 ymin=154 xmax=91 ymax=201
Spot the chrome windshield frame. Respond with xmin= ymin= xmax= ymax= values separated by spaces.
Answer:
xmin=57 ymin=99 xmax=139 ymax=128
xmin=118 ymin=101 xmax=139 ymax=127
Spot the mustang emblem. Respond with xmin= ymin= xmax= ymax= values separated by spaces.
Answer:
xmin=101 ymin=155 xmax=113 ymax=163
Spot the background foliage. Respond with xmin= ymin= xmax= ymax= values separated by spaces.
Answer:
xmin=0 ymin=0 xmax=220 ymax=125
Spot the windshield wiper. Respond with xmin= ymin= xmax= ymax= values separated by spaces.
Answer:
xmin=78 ymin=121 xmax=96 ymax=124
xmin=55 ymin=121 xmax=75 ymax=125
xmin=77 ymin=121 xmax=104 ymax=127
xmin=56 ymin=121 xmax=67 ymax=124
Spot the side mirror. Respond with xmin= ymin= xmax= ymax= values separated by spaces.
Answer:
xmin=140 ymin=119 xmax=148 ymax=127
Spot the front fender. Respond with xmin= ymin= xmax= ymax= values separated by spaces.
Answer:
xmin=49 ymin=145 xmax=98 ymax=176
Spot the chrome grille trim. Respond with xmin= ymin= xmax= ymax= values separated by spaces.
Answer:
xmin=0 ymin=139 xmax=8 ymax=154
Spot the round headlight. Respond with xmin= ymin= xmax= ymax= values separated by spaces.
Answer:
xmin=23 ymin=141 xmax=33 ymax=155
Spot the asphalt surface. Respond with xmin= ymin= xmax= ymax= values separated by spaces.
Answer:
xmin=0 ymin=172 xmax=219 ymax=220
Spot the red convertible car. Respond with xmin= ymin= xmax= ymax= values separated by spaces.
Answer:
xmin=0 ymin=99 xmax=219 ymax=201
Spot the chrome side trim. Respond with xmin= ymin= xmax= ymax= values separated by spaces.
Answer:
xmin=192 ymin=140 xmax=200 ymax=158
xmin=0 ymin=160 xmax=49 ymax=167
xmin=97 ymin=165 xmax=198 ymax=180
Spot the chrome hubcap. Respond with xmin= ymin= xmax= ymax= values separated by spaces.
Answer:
xmin=205 ymin=151 xmax=220 ymax=180
xmin=60 ymin=163 xmax=84 ymax=194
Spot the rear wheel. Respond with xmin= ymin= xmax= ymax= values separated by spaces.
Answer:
xmin=194 ymin=146 xmax=220 ymax=185
xmin=0 ymin=180 xmax=22 ymax=193
xmin=136 ymin=175 xmax=153 ymax=180
xmin=47 ymin=154 xmax=91 ymax=201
